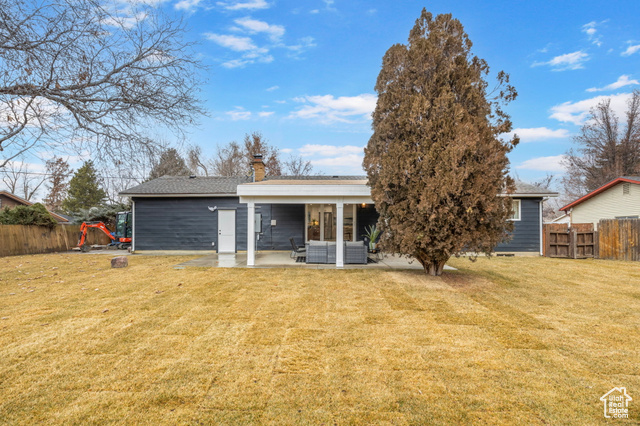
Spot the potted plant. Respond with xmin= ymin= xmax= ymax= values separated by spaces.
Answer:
xmin=363 ymin=225 xmax=380 ymax=252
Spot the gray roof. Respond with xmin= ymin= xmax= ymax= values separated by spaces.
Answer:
xmin=119 ymin=176 xmax=252 ymax=196
xmin=120 ymin=175 xmax=557 ymax=197
xmin=512 ymin=181 xmax=558 ymax=196
xmin=119 ymin=175 xmax=363 ymax=196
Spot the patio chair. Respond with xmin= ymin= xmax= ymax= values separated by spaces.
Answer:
xmin=344 ymin=241 xmax=367 ymax=264
xmin=289 ymin=237 xmax=306 ymax=259
xmin=306 ymin=240 xmax=328 ymax=263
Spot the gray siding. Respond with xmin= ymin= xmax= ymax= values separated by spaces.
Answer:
xmin=496 ymin=197 xmax=541 ymax=253
xmin=133 ymin=196 xmax=541 ymax=253
xmin=255 ymin=204 xmax=305 ymax=250
xmin=133 ymin=198 xmax=305 ymax=251
xmin=133 ymin=197 xmax=247 ymax=251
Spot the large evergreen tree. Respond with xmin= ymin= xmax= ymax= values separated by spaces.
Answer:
xmin=363 ymin=9 xmax=518 ymax=276
xmin=148 ymin=148 xmax=191 ymax=180
xmin=62 ymin=160 xmax=106 ymax=214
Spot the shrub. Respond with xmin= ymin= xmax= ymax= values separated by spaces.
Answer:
xmin=0 ymin=203 xmax=58 ymax=229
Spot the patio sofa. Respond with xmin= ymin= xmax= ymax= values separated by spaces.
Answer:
xmin=305 ymin=240 xmax=367 ymax=264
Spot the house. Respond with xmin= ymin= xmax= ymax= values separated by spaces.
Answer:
xmin=0 ymin=191 xmax=69 ymax=224
xmin=120 ymin=156 xmax=557 ymax=265
xmin=559 ymin=177 xmax=640 ymax=229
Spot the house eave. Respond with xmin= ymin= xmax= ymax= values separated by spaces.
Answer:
xmin=121 ymin=193 xmax=237 ymax=198
xmin=560 ymin=177 xmax=640 ymax=211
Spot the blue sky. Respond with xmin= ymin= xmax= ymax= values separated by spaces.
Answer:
xmin=8 ymin=0 xmax=640 ymax=193
xmin=173 ymin=0 xmax=640 ymax=183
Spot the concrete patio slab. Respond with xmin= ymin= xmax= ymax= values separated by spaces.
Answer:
xmin=174 ymin=250 xmax=456 ymax=270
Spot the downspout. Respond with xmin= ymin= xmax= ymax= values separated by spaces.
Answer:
xmin=539 ymin=198 xmax=544 ymax=256
xmin=132 ymin=199 xmax=136 ymax=253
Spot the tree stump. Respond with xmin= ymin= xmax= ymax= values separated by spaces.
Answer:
xmin=111 ymin=256 xmax=128 ymax=268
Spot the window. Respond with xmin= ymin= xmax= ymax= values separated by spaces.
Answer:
xmin=509 ymin=199 xmax=521 ymax=221
xmin=305 ymin=204 xmax=356 ymax=242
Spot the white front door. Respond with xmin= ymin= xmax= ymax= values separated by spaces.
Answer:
xmin=218 ymin=210 xmax=236 ymax=253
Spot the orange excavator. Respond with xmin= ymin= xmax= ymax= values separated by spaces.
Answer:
xmin=78 ymin=211 xmax=132 ymax=252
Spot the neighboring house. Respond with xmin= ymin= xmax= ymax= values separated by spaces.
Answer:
xmin=0 ymin=191 xmax=69 ymax=224
xmin=559 ymin=177 xmax=640 ymax=229
xmin=120 ymin=156 xmax=557 ymax=265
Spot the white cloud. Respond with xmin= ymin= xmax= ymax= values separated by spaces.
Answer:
xmin=282 ymin=144 xmax=366 ymax=175
xmin=280 ymin=148 xmax=293 ymax=154
xmin=533 ymin=50 xmax=589 ymax=71
xmin=258 ymin=111 xmax=274 ymax=117
xmin=298 ymin=144 xmax=365 ymax=157
xmin=204 ymin=34 xmax=256 ymax=51
xmin=234 ymin=17 xmax=284 ymax=42
xmin=221 ymin=58 xmax=250 ymax=68
xmin=506 ymin=127 xmax=570 ymax=142
xmin=266 ymin=85 xmax=279 ymax=92
xmin=174 ymin=0 xmax=202 ymax=11
xmin=226 ymin=107 xmax=251 ymax=120
xmin=204 ymin=33 xmax=274 ymax=67
xmin=550 ymin=93 xmax=634 ymax=125
xmin=582 ymin=21 xmax=602 ymax=46
xmin=587 ymin=75 xmax=639 ymax=92
xmin=311 ymin=154 xmax=363 ymax=168
xmin=517 ymin=155 xmax=567 ymax=172
xmin=289 ymin=94 xmax=377 ymax=124
xmin=621 ymin=43 xmax=640 ymax=56
xmin=217 ymin=0 xmax=269 ymax=10
xmin=286 ymin=37 xmax=316 ymax=56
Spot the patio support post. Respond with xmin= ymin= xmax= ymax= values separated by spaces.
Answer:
xmin=336 ymin=201 xmax=344 ymax=267
xmin=247 ymin=201 xmax=255 ymax=266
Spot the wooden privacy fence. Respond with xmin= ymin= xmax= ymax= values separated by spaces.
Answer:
xmin=544 ymin=219 xmax=640 ymax=260
xmin=544 ymin=223 xmax=597 ymax=259
xmin=0 ymin=224 xmax=111 ymax=257
xmin=598 ymin=219 xmax=640 ymax=261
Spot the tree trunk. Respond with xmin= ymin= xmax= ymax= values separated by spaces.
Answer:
xmin=416 ymin=252 xmax=448 ymax=276
xmin=425 ymin=260 xmax=446 ymax=276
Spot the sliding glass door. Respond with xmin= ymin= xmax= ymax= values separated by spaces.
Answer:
xmin=305 ymin=204 xmax=356 ymax=242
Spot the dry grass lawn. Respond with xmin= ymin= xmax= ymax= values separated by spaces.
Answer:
xmin=0 ymin=253 xmax=639 ymax=424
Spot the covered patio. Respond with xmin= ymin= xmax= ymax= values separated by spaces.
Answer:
xmin=237 ymin=179 xmax=374 ymax=268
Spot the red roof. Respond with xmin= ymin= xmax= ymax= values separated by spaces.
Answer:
xmin=560 ymin=177 xmax=640 ymax=211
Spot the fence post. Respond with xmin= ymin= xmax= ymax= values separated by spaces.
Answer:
xmin=570 ymin=228 xmax=577 ymax=259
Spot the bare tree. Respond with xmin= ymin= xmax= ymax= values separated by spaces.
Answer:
xmin=212 ymin=141 xmax=245 ymax=177
xmin=187 ymin=145 xmax=210 ymax=176
xmin=243 ymin=132 xmax=282 ymax=176
xmin=562 ymin=90 xmax=640 ymax=198
xmin=0 ymin=0 xmax=205 ymax=169
xmin=282 ymin=154 xmax=313 ymax=176
xmin=0 ymin=159 xmax=46 ymax=200
xmin=42 ymin=157 xmax=71 ymax=210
